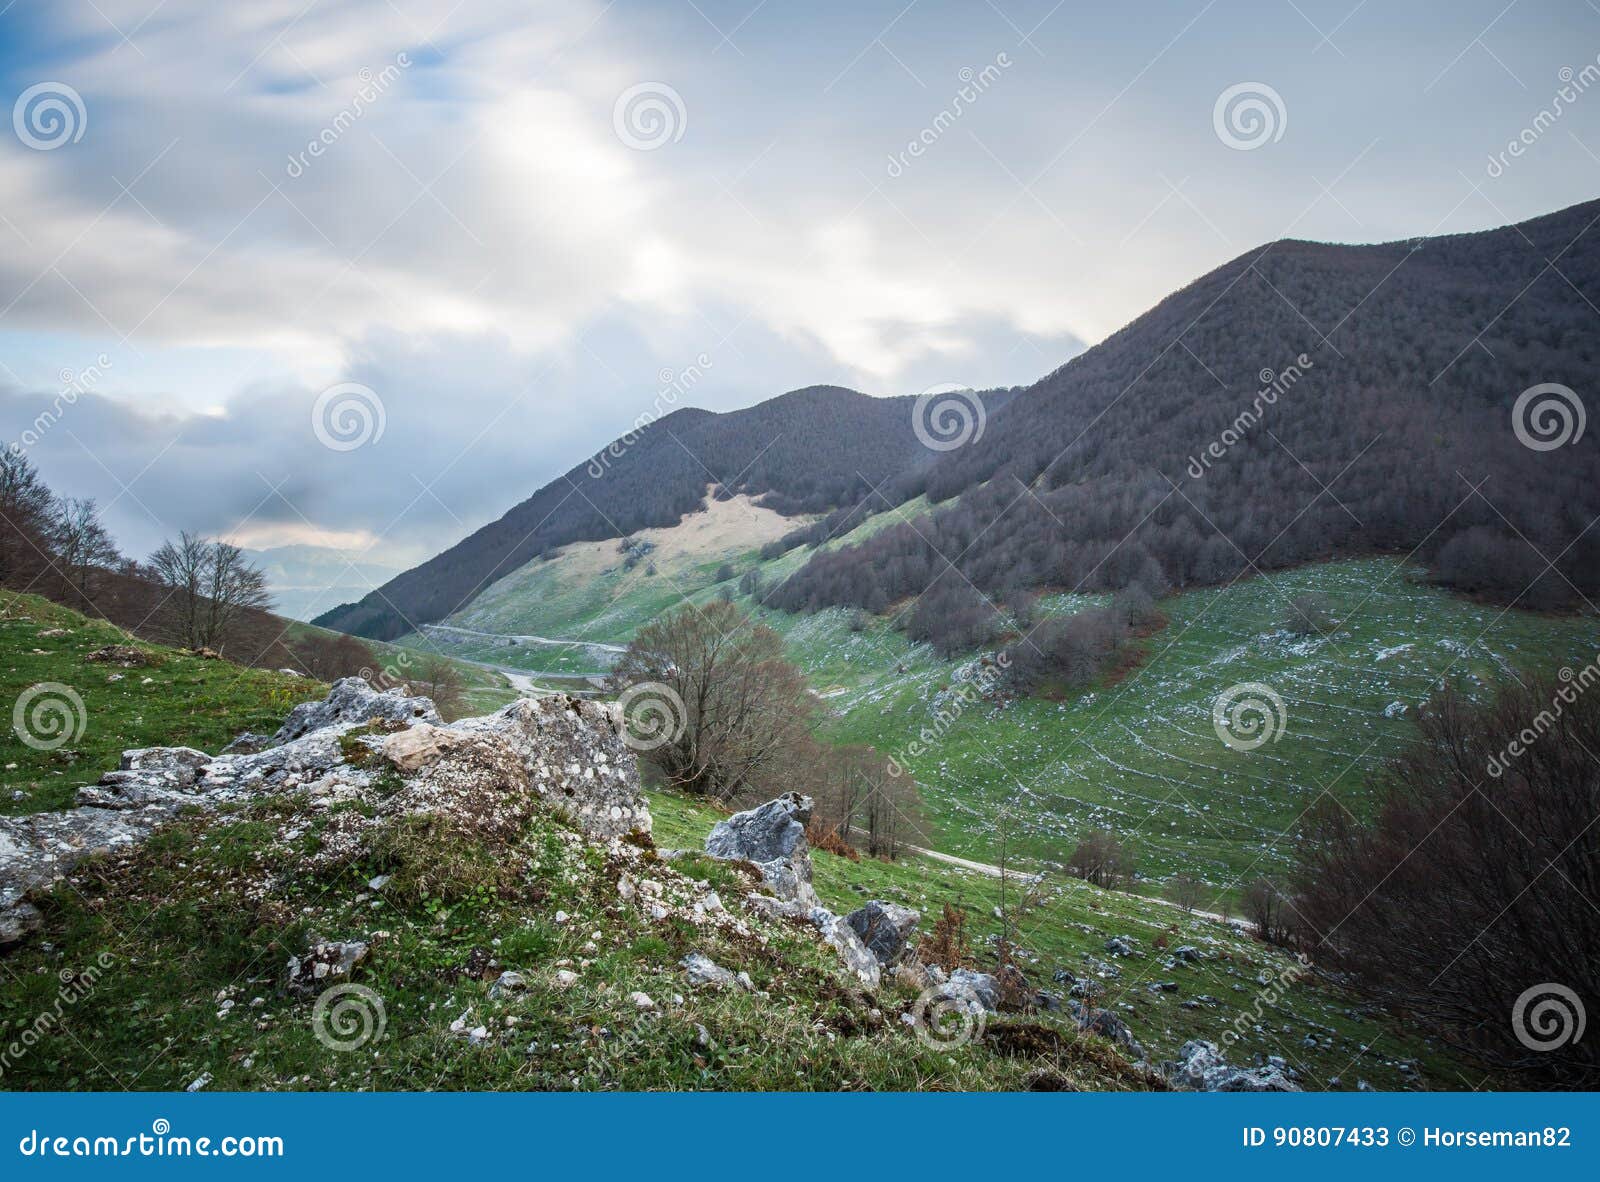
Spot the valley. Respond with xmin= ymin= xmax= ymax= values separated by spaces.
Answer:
xmin=390 ymin=488 xmax=1599 ymax=913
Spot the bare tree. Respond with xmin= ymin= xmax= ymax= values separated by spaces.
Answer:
xmin=1167 ymin=872 xmax=1206 ymax=913
xmin=612 ymin=599 xmax=818 ymax=802
xmin=50 ymin=497 xmax=120 ymax=605
xmin=0 ymin=446 xmax=56 ymax=587
xmin=290 ymin=630 xmax=378 ymax=681
xmin=1243 ymin=877 xmax=1295 ymax=946
xmin=148 ymin=532 xmax=272 ymax=654
xmin=1295 ymin=678 xmax=1600 ymax=1088
xmin=408 ymin=653 xmax=468 ymax=719
xmin=1066 ymin=829 xmax=1134 ymax=889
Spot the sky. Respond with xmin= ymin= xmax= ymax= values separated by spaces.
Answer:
xmin=0 ymin=0 xmax=1596 ymax=572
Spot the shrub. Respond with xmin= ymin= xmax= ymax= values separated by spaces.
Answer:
xmin=1293 ymin=678 xmax=1600 ymax=1088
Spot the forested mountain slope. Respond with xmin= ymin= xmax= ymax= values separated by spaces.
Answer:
xmin=317 ymin=385 xmax=1012 ymax=640
xmin=773 ymin=200 xmax=1600 ymax=615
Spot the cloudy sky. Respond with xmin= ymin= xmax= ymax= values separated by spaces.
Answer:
xmin=0 ymin=0 xmax=1595 ymax=572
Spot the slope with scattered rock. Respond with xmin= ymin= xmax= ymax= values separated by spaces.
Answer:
xmin=0 ymin=674 xmax=1159 ymax=1091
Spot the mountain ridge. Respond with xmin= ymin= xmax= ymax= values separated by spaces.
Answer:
xmin=322 ymin=198 xmax=1600 ymax=642
xmin=315 ymin=382 xmax=1015 ymax=639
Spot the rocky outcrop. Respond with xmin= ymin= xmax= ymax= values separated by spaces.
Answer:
xmin=705 ymin=792 xmax=818 ymax=906
xmin=449 ymin=697 xmax=650 ymax=841
xmin=845 ymin=901 xmax=920 ymax=966
xmin=1164 ymin=1039 xmax=1301 ymax=1091
xmin=704 ymin=793 xmax=880 ymax=987
xmin=807 ymin=908 xmax=881 ymax=988
xmin=272 ymin=676 xmax=439 ymax=744
xmin=0 ymin=679 xmax=649 ymax=945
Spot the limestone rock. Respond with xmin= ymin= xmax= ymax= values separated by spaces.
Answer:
xmin=844 ymin=900 xmax=920 ymax=966
xmin=450 ymin=697 xmax=650 ymax=840
xmin=682 ymin=952 xmax=740 ymax=989
xmin=272 ymin=677 xmax=438 ymax=745
xmin=808 ymin=907 xmax=881 ymax=988
xmin=705 ymin=792 xmax=817 ymax=905
xmin=286 ymin=940 xmax=369 ymax=993
xmin=948 ymin=968 xmax=1000 ymax=1012
xmin=1164 ymin=1039 xmax=1301 ymax=1092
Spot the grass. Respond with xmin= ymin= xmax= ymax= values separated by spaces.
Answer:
xmin=412 ymin=491 xmax=1600 ymax=911
xmin=646 ymin=787 xmax=1465 ymax=1092
xmin=1 ymin=591 xmax=326 ymax=814
xmin=0 ymin=591 xmax=1475 ymax=1091
xmin=0 ymin=781 xmax=1146 ymax=1092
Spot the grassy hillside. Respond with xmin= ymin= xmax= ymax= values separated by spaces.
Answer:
xmin=421 ymin=499 xmax=1600 ymax=911
xmin=1 ymin=591 xmax=325 ymax=813
xmin=0 ymin=588 xmax=1465 ymax=1091
xmin=647 ymin=789 xmax=1459 ymax=1091
xmin=0 ymin=605 xmax=1148 ymax=1092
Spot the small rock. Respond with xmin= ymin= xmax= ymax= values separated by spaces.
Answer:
xmin=489 ymin=970 xmax=527 ymax=999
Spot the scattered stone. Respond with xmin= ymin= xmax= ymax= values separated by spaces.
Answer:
xmin=947 ymin=968 xmax=1000 ymax=1012
xmin=1172 ymin=945 xmax=1201 ymax=963
xmin=488 ymin=970 xmax=527 ymax=999
xmin=629 ymin=991 xmax=656 ymax=1010
xmin=553 ymin=969 xmax=579 ymax=989
xmin=682 ymin=952 xmax=744 ymax=990
xmin=1104 ymin=935 xmax=1136 ymax=957
xmin=1163 ymin=1040 xmax=1300 ymax=1092
xmin=844 ymin=900 xmax=920 ymax=966
xmin=85 ymin=644 xmax=150 ymax=666
xmin=286 ymin=940 xmax=369 ymax=993
xmin=1072 ymin=1004 xmax=1145 ymax=1060
xmin=185 ymin=1073 xmax=212 ymax=1092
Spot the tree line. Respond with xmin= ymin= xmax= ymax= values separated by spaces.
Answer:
xmin=1 ymin=446 xmax=470 ymax=714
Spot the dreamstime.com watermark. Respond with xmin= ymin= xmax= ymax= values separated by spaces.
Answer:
xmin=888 ymin=655 xmax=1009 ymax=777
xmin=1221 ymin=951 xmax=1311 ymax=1048
xmin=908 ymin=981 xmax=989 ymax=1049
xmin=613 ymin=82 xmax=686 ymax=151
xmin=587 ymin=355 xmax=712 ymax=478
xmin=911 ymin=384 xmax=985 ymax=452
xmin=285 ymin=53 xmax=411 ymax=178
xmin=886 ymin=53 xmax=1012 ymax=178
xmin=312 ymin=382 xmax=385 ymax=452
xmin=312 ymin=983 xmax=387 ymax=1052
xmin=17 ymin=1120 xmax=283 ymax=1159
xmin=9 ymin=355 xmax=112 ymax=454
xmin=1212 ymin=82 xmax=1286 ymax=151
xmin=12 ymin=682 xmax=87 ymax=752
xmin=0 ymin=952 xmax=115 ymax=1080
xmin=1486 ymin=58 xmax=1600 ymax=178
xmin=1510 ymin=982 xmax=1587 ymax=1053
xmin=616 ymin=681 xmax=688 ymax=752
xmin=1212 ymin=681 xmax=1288 ymax=752
xmin=12 ymin=82 xmax=86 ymax=150
xmin=1184 ymin=354 xmax=1312 ymax=479
xmin=1486 ymin=653 xmax=1600 ymax=778
xmin=1511 ymin=382 xmax=1586 ymax=452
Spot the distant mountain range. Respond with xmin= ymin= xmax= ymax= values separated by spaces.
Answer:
xmin=320 ymin=199 xmax=1600 ymax=641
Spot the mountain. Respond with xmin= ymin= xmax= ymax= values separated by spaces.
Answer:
xmin=771 ymin=200 xmax=1600 ymax=618
xmin=315 ymin=384 xmax=1014 ymax=639
xmin=322 ymin=199 xmax=1600 ymax=645
xmin=246 ymin=545 xmax=402 ymax=622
